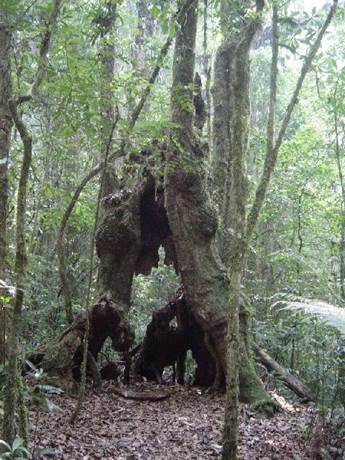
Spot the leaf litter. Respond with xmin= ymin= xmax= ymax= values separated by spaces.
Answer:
xmin=29 ymin=382 xmax=341 ymax=459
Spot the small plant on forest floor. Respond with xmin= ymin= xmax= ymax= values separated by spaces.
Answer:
xmin=298 ymin=418 xmax=315 ymax=441
xmin=25 ymin=361 xmax=63 ymax=459
xmin=0 ymin=362 xmax=62 ymax=459
xmin=331 ymin=407 xmax=345 ymax=433
xmin=0 ymin=438 xmax=30 ymax=460
xmin=24 ymin=361 xmax=63 ymax=412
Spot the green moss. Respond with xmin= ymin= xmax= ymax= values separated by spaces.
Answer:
xmin=250 ymin=399 xmax=279 ymax=416
xmin=239 ymin=354 xmax=267 ymax=403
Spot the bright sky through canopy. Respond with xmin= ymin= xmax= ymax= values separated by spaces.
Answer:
xmin=300 ymin=0 xmax=327 ymax=10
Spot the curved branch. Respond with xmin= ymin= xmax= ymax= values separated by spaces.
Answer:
xmin=69 ymin=110 xmax=119 ymax=423
xmin=56 ymin=162 xmax=103 ymax=323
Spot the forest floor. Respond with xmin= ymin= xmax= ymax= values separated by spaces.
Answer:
xmin=29 ymin=382 xmax=342 ymax=460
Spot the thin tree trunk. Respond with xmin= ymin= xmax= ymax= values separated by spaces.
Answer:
xmin=2 ymin=0 xmax=62 ymax=444
xmin=57 ymin=1 xmax=117 ymax=323
xmin=223 ymin=20 xmax=260 ymax=460
xmin=0 ymin=22 xmax=12 ymax=365
xmin=2 ymin=98 xmax=33 ymax=445
xmin=211 ymin=38 xmax=235 ymax=221
xmin=70 ymin=1 xmax=118 ymax=423
xmin=57 ymin=165 xmax=103 ymax=323
xmin=209 ymin=2 xmax=271 ymax=417
xmin=334 ymin=110 xmax=345 ymax=300
xmin=222 ymin=6 xmax=337 ymax=457
xmin=99 ymin=1 xmax=117 ymax=200
xmin=246 ymin=0 xmax=338 ymax=242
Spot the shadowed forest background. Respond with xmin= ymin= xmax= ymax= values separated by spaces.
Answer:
xmin=1 ymin=0 xmax=345 ymax=459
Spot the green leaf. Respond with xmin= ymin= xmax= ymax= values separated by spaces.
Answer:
xmin=149 ymin=5 xmax=161 ymax=19
xmin=0 ymin=440 xmax=11 ymax=451
xmin=45 ymin=399 xmax=62 ymax=413
xmin=12 ymin=437 xmax=24 ymax=450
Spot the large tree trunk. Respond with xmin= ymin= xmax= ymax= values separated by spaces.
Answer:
xmin=0 ymin=22 xmax=12 ymax=365
xmin=96 ymin=170 xmax=174 ymax=310
xmin=166 ymin=0 xmax=228 ymax=361
xmin=164 ymin=0 xmax=269 ymax=406
xmin=94 ymin=0 xmax=268 ymax=408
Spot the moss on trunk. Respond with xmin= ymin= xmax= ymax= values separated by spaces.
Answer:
xmin=0 ymin=22 xmax=12 ymax=365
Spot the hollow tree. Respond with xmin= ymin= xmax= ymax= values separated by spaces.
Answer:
xmin=164 ymin=0 xmax=273 ymax=404
xmin=94 ymin=0 xmax=336 ymax=416
xmin=95 ymin=0 xmax=269 ymax=402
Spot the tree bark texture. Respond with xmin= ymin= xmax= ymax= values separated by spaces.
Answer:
xmin=28 ymin=297 xmax=133 ymax=391
xmin=2 ymin=99 xmax=32 ymax=444
xmin=96 ymin=171 xmax=175 ymax=311
xmin=0 ymin=22 xmax=12 ymax=364
xmin=223 ymin=20 xmax=261 ymax=460
xmin=165 ymin=0 xmax=231 ymax=375
xmin=2 ymin=0 xmax=62 ymax=444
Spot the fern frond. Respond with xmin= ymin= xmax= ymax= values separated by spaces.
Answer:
xmin=272 ymin=296 xmax=345 ymax=336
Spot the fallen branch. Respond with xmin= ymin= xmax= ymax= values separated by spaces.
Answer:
xmin=114 ymin=388 xmax=170 ymax=402
xmin=253 ymin=343 xmax=315 ymax=402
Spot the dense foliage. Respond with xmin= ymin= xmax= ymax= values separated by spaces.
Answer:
xmin=1 ymin=0 xmax=345 ymax=456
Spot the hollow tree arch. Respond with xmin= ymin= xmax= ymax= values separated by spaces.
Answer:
xmin=95 ymin=0 xmax=270 ymax=404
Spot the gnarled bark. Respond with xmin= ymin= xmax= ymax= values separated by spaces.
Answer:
xmin=93 ymin=0 xmax=268 ymax=406
xmin=28 ymin=297 xmax=134 ymax=390
xmin=165 ymin=0 xmax=269 ymax=410
xmin=166 ymin=0 xmax=228 ymax=372
xmin=96 ymin=171 xmax=174 ymax=309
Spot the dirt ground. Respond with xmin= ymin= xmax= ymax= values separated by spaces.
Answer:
xmin=29 ymin=382 xmax=337 ymax=459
